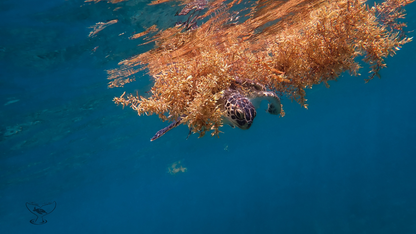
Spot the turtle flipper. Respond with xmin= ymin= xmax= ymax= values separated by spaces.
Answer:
xmin=150 ymin=116 xmax=183 ymax=141
xmin=267 ymin=102 xmax=280 ymax=115
xmin=250 ymin=91 xmax=281 ymax=115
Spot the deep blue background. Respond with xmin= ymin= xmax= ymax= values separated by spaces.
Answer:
xmin=1 ymin=0 xmax=416 ymax=233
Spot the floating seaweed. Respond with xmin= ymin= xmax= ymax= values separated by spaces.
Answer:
xmin=168 ymin=160 xmax=187 ymax=174
xmin=104 ymin=0 xmax=413 ymax=140
xmin=88 ymin=19 xmax=118 ymax=38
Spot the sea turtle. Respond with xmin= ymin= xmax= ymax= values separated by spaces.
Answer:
xmin=150 ymin=78 xmax=281 ymax=141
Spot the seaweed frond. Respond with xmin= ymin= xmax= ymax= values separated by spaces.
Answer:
xmin=106 ymin=0 xmax=413 ymax=138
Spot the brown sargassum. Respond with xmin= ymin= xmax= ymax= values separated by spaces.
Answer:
xmin=105 ymin=0 xmax=413 ymax=138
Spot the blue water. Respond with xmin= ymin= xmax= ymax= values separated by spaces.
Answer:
xmin=1 ymin=0 xmax=416 ymax=233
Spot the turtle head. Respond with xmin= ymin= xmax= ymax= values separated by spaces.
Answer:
xmin=224 ymin=93 xmax=256 ymax=129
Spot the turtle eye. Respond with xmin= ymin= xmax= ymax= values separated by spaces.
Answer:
xmin=235 ymin=109 xmax=245 ymax=120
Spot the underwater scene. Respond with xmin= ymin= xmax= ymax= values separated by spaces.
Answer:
xmin=1 ymin=0 xmax=416 ymax=233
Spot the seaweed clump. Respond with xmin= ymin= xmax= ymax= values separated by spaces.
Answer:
xmin=106 ymin=0 xmax=413 ymax=138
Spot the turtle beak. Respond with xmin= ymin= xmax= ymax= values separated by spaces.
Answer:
xmin=236 ymin=119 xmax=253 ymax=130
xmin=244 ymin=120 xmax=253 ymax=129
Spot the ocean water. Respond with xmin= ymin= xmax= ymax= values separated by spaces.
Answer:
xmin=1 ymin=0 xmax=416 ymax=233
